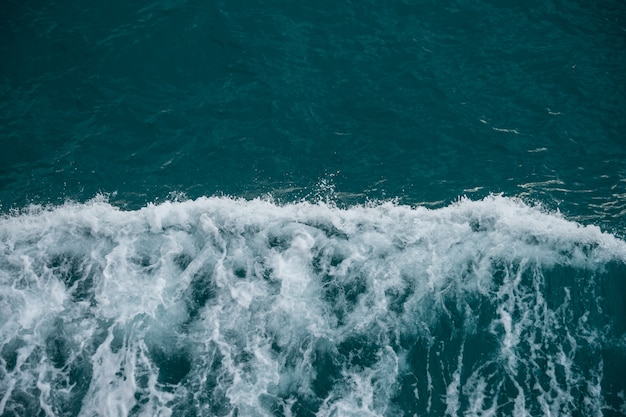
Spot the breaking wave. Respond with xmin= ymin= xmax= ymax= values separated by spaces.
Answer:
xmin=1 ymin=195 xmax=625 ymax=416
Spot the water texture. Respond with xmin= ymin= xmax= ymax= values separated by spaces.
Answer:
xmin=1 ymin=0 xmax=626 ymax=416
xmin=1 ymin=197 xmax=626 ymax=416
xmin=2 ymin=0 xmax=625 ymax=224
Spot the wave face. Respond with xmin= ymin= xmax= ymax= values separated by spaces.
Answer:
xmin=1 ymin=196 xmax=625 ymax=417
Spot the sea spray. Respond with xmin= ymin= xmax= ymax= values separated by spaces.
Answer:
xmin=1 ymin=195 xmax=625 ymax=416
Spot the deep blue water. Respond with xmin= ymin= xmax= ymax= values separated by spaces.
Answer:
xmin=1 ymin=1 xmax=626 ymax=416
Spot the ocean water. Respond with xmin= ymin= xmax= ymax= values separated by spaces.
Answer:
xmin=1 ymin=1 xmax=625 ymax=416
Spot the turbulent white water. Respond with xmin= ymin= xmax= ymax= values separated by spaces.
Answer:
xmin=1 ymin=195 xmax=625 ymax=417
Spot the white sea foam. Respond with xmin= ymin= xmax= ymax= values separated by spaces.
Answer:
xmin=0 ymin=195 xmax=625 ymax=416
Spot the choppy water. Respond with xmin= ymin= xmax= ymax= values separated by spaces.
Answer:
xmin=2 ymin=196 xmax=626 ymax=416
xmin=1 ymin=0 xmax=626 ymax=416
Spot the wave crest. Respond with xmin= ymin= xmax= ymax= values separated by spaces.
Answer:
xmin=1 ymin=195 xmax=625 ymax=416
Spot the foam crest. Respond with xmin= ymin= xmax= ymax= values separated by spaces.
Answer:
xmin=0 ymin=195 xmax=624 ymax=416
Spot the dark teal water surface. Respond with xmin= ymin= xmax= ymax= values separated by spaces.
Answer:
xmin=1 ymin=1 xmax=626 ymax=416
xmin=2 ymin=0 xmax=626 ymax=228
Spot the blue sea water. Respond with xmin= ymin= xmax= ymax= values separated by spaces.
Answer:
xmin=1 ymin=1 xmax=626 ymax=416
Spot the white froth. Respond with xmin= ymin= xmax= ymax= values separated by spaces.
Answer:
xmin=0 ymin=195 xmax=624 ymax=416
